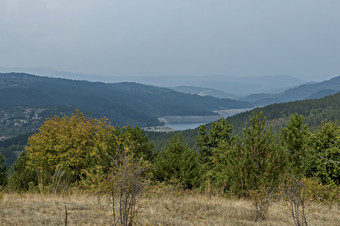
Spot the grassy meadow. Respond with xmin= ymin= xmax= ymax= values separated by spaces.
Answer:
xmin=0 ymin=189 xmax=339 ymax=225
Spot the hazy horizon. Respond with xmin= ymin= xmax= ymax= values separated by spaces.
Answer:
xmin=1 ymin=0 xmax=340 ymax=81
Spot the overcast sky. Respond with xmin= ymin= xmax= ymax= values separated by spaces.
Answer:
xmin=1 ymin=0 xmax=339 ymax=81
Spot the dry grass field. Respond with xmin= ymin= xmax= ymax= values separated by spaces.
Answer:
xmin=0 ymin=190 xmax=339 ymax=225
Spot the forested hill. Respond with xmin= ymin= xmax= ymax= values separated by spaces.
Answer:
xmin=0 ymin=73 xmax=252 ymax=128
xmin=241 ymin=75 xmax=340 ymax=106
xmin=227 ymin=90 xmax=340 ymax=134
xmin=149 ymin=91 xmax=340 ymax=151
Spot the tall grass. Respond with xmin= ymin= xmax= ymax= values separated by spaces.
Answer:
xmin=0 ymin=190 xmax=339 ymax=225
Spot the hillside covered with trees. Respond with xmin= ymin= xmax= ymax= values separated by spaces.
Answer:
xmin=228 ymin=90 xmax=340 ymax=134
xmin=148 ymin=91 xmax=340 ymax=151
xmin=0 ymin=73 xmax=252 ymax=130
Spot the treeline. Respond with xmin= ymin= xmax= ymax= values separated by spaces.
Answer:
xmin=0 ymin=109 xmax=338 ymax=190
xmin=0 ymin=111 xmax=154 ymax=191
xmin=152 ymin=110 xmax=340 ymax=191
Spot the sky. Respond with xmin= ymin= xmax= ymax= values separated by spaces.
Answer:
xmin=1 ymin=0 xmax=340 ymax=81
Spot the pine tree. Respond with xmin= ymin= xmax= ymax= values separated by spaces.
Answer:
xmin=197 ymin=125 xmax=210 ymax=166
xmin=8 ymin=152 xmax=37 ymax=191
xmin=209 ymin=118 xmax=233 ymax=148
xmin=305 ymin=121 xmax=340 ymax=185
xmin=197 ymin=119 xmax=233 ymax=167
xmin=226 ymin=108 xmax=287 ymax=196
xmin=153 ymin=134 xmax=199 ymax=188
xmin=196 ymin=119 xmax=233 ymax=187
xmin=280 ymin=114 xmax=310 ymax=177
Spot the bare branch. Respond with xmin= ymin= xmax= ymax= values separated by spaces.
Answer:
xmin=318 ymin=155 xmax=340 ymax=164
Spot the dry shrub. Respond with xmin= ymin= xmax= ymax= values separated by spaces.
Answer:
xmin=281 ymin=177 xmax=308 ymax=226
xmin=103 ymin=146 xmax=147 ymax=226
xmin=249 ymin=186 xmax=276 ymax=221
xmin=280 ymin=176 xmax=340 ymax=226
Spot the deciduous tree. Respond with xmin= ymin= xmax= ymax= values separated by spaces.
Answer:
xmin=25 ymin=111 xmax=112 ymax=187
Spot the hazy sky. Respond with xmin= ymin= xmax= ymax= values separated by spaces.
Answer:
xmin=1 ymin=0 xmax=340 ymax=81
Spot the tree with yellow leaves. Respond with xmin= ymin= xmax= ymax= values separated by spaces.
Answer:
xmin=26 ymin=111 xmax=112 ymax=188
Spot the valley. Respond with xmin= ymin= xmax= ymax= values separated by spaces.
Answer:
xmin=2 ymin=2 xmax=340 ymax=225
xmin=1 ymin=72 xmax=340 ymax=226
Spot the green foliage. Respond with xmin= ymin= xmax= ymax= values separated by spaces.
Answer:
xmin=7 ymin=110 xmax=155 ymax=192
xmin=153 ymin=134 xmax=199 ymax=189
xmin=197 ymin=125 xmax=211 ymax=168
xmin=305 ymin=121 xmax=340 ymax=185
xmin=207 ymin=139 xmax=234 ymax=192
xmin=25 ymin=111 xmax=112 ymax=187
xmin=208 ymin=119 xmax=233 ymax=149
xmin=0 ymin=152 xmax=8 ymax=188
xmin=148 ymin=128 xmax=198 ymax=153
xmin=224 ymin=91 xmax=340 ymax=135
xmin=301 ymin=177 xmax=340 ymax=203
xmin=280 ymin=114 xmax=310 ymax=176
xmin=8 ymin=152 xmax=37 ymax=191
xmin=225 ymin=108 xmax=287 ymax=196
xmin=196 ymin=119 xmax=233 ymax=188
xmin=100 ymin=131 xmax=148 ymax=225
xmin=123 ymin=126 xmax=154 ymax=161
xmin=4 ymin=101 xmax=338 ymax=206
xmin=97 ymin=126 xmax=153 ymax=174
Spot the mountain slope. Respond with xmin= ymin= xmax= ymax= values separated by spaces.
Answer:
xmin=228 ymin=91 xmax=340 ymax=134
xmin=241 ymin=76 xmax=340 ymax=106
xmin=0 ymin=73 xmax=252 ymax=128
xmin=119 ymin=74 xmax=305 ymax=96
xmin=170 ymin=86 xmax=238 ymax=99
xmin=0 ymin=68 xmax=307 ymax=96
xmin=149 ymin=91 xmax=340 ymax=151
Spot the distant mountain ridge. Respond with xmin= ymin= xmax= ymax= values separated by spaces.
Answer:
xmin=0 ymin=73 xmax=252 ymax=128
xmin=240 ymin=75 xmax=340 ymax=106
xmin=0 ymin=67 xmax=306 ymax=96
xmin=169 ymin=86 xmax=238 ymax=99
xmin=121 ymin=74 xmax=306 ymax=96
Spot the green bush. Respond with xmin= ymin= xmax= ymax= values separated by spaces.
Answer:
xmin=153 ymin=134 xmax=199 ymax=189
xmin=8 ymin=152 xmax=37 ymax=192
xmin=302 ymin=177 xmax=340 ymax=203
